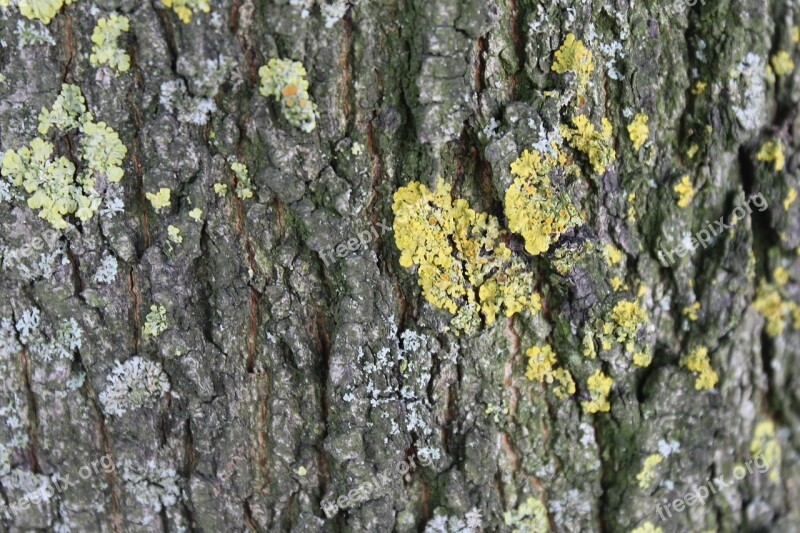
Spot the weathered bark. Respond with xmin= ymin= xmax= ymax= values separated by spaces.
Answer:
xmin=0 ymin=0 xmax=798 ymax=532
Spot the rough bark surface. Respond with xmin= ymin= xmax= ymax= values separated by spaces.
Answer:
xmin=0 ymin=0 xmax=798 ymax=532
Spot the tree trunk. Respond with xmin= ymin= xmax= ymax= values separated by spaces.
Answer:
xmin=0 ymin=0 xmax=798 ymax=532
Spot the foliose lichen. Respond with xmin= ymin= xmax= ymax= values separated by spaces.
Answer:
xmin=258 ymin=58 xmax=317 ymax=132
xmin=99 ymin=356 xmax=170 ymax=416
xmin=89 ymin=15 xmax=130 ymax=74
xmin=161 ymin=0 xmax=210 ymax=23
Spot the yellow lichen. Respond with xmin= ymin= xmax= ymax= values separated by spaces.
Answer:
xmin=627 ymin=112 xmax=649 ymax=151
xmin=680 ymin=346 xmax=718 ymax=390
xmin=581 ymin=331 xmax=596 ymax=358
xmin=146 ymin=188 xmax=171 ymax=212
xmin=559 ymin=115 xmax=616 ymax=174
xmin=581 ymin=369 xmax=612 ymax=413
xmin=673 ymin=175 xmax=694 ymax=207
xmin=213 ymin=183 xmax=227 ymax=196
xmin=783 ymin=188 xmax=796 ymax=211
xmin=753 ymin=279 xmax=798 ymax=336
xmin=770 ymin=51 xmax=794 ymax=76
xmin=600 ymin=299 xmax=649 ymax=358
xmin=682 ymin=302 xmax=700 ymax=321
xmin=551 ymin=33 xmax=594 ymax=93
xmin=750 ymin=420 xmax=781 ymax=483
xmin=17 ymin=0 xmax=77 ymax=24
xmin=161 ymin=0 xmax=210 ymax=23
xmin=188 ymin=208 xmax=203 ymax=221
xmin=686 ymin=143 xmax=699 ymax=159
xmin=636 ymin=453 xmax=664 ymax=489
xmin=393 ymin=179 xmax=541 ymax=334
xmin=504 ymin=496 xmax=550 ymax=532
xmin=505 ymin=148 xmax=582 ymax=255
xmin=604 ymin=243 xmax=622 ymax=266
xmin=259 ymin=58 xmax=317 ymax=132
xmin=524 ymin=344 xmax=575 ymax=399
xmin=773 ymin=266 xmax=789 ymax=286
xmin=630 ymin=522 xmax=663 ymax=533
xmin=90 ymin=15 xmax=130 ymax=74
xmin=691 ymin=81 xmax=707 ymax=95
xmin=757 ymin=139 xmax=785 ymax=171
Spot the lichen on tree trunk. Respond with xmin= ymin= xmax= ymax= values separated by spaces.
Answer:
xmin=0 ymin=0 xmax=798 ymax=532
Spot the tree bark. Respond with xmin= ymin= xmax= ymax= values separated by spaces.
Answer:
xmin=0 ymin=0 xmax=798 ymax=532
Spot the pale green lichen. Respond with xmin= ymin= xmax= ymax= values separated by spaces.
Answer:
xmin=392 ymin=179 xmax=541 ymax=334
xmin=258 ymin=58 xmax=317 ymax=132
xmin=636 ymin=453 xmax=664 ymax=489
xmin=142 ymin=305 xmax=168 ymax=339
xmin=630 ymin=521 xmax=662 ymax=533
xmin=750 ymin=420 xmax=781 ymax=483
xmin=230 ymin=161 xmax=253 ymax=199
xmin=1 ymin=84 xmax=126 ymax=229
xmin=188 ymin=207 xmax=203 ymax=221
xmin=99 ymin=356 xmax=170 ymax=416
xmin=14 ymin=0 xmax=77 ymax=24
xmin=503 ymin=496 xmax=549 ymax=532
xmin=90 ymin=15 xmax=130 ymax=74
xmin=146 ymin=187 xmax=171 ymax=212
xmin=167 ymin=225 xmax=182 ymax=244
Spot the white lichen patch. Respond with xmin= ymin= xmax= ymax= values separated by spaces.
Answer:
xmin=121 ymin=457 xmax=181 ymax=522
xmin=99 ymin=357 xmax=170 ymax=416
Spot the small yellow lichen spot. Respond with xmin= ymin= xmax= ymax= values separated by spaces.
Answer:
xmin=146 ymin=187 xmax=171 ymax=211
xmin=605 ymin=299 xmax=649 ymax=355
xmin=686 ymin=143 xmax=699 ymax=159
xmin=783 ymin=188 xmax=797 ymax=211
xmin=773 ymin=266 xmax=789 ymax=286
xmin=581 ymin=369 xmax=613 ymax=413
xmin=627 ymin=192 xmax=636 ymax=222
xmin=552 ymin=368 xmax=576 ymax=399
xmin=691 ymin=81 xmax=707 ymax=95
xmin=604 ymin=243 xmax=622 ymax=266
xmin=757 ymin=139 xmax=785 ymax=171
xmin=753 ymin=280 xmax=789 ymax=336
xmin=582 ymin=332 xmax=596 ymax=358
xmin=188 ymin=208 xmax=203 ymax=221
xmin=673 ymin=175 xmax=694 ymax=207
xmin=682 ymin=301 xmax=700 ymax=321
xmin=636 ymin=453 xmax=664 ymax=489
xmin=630 ymin=522 xmax=663 ymax=533
xmin=610 ymin=276 xmax=625 ymax=291
xmin=793 ymin=26 xmax=800 ymax=44
xmin=559 ymin=115 xmax=616 ymax=174
xmin=627 ymin=113 xmax=649 ymax=151
xmin=503 ymin=496 xmax=550 ymax=532
xmin=167 ymin=225 xmax=182 ymax=244
xmin=680 ymin=346 xmax=718 ymax=390
xmin=297 ymin=466 xmax=307 ymax=476
xmin=632 ymin=351 xmax=652 ymax=367
xmin=161 ymin=0 xmax=211 ymax=23
xmin=213 ymin=183 xmax=227 ymax=197
xmin=750 ymin=420 xmax=781 ymax=483
xmin=770 ymin=51 xmax=794 ymax=76
xmin=551 ymin=33 xmax=594 ymax=92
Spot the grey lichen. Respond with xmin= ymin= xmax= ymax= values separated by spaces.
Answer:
xmin=99 ymin=356 xmax=170 ymax=416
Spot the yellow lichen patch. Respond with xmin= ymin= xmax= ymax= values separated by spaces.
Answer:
xmin=551 ymin=33 xmax=594 ymax=93
xmin=627 ymin=112 xmax=649 ymax=151
xmin=773 ymin=266 xmax=790 ymax=286
xmin=757 ymin=139 xmax=785 ymax=171
xmin=17 ymin=0 xmax=77 ymax=24
xmin=610 ymin=276 xmax=625 ymax=291
xmin=750 ymin=420 xmax=781 ymax=483
xmin=793 ymin=26 xmax=800 ymax=44
xmin=632 ymin=351 xmax=651 ymax=367
xmin=213 ymin=183 xmax=227 ymax=196
xmin=90 ymin=15 xmax=130 ymax=74
xmin=680 ymin=346 xmax=718 ymax=390
xmin=503 ymin=496 xmax=550 ymax=532
xmin=161 ymin=0 xmax=210 ymax=23
xmin=393 ymin=179 xmax=541 ymax=334
xmin=188 ymin=208 xmax=203 ymax=221
xmin=627 ymin=192 xmax=636 ymax=222
xmin=581 ymin=331 xmax=596 ymax=358
xmin=636 ymin=453 xmax=664 ymax=489
xmin=600 ymin=299 xmax=650 ymax=359
xmin=783 ymin=188 xmax=797 ymax=211
xmin=581 ymin=369 xmax=612 ymax=413
xmin=682 ymin=302 xmax=700 ymax=321
xmin=673 ymin=175 xmax=694 ymax=207
xmin=770 ymin=51 xmax=794 ymax=76
xmin=604 ymin=243 xmax=622 ymax=266
xmin=691 ymin=81 xmax=707 ymax=95
xmin=559 ymin=115 xmax=616 ymax=174
xmin=505 ymin=149 xmax=582 ymax=255
xmin=686 ymin=143 xmax=699 ymax=159
xmin=630 ymin=522 xmax=663 ymax=533
xmin=752 ymin=279 xmax=798 ymax=336
xmin=146 ymin=188 xmax=171 ymax=212
xmin=524 ymin=344 xmax=575 ymax=399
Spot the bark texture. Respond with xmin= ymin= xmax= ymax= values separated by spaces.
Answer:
xmin=0 ymin=0 xmax=799 ymax=532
